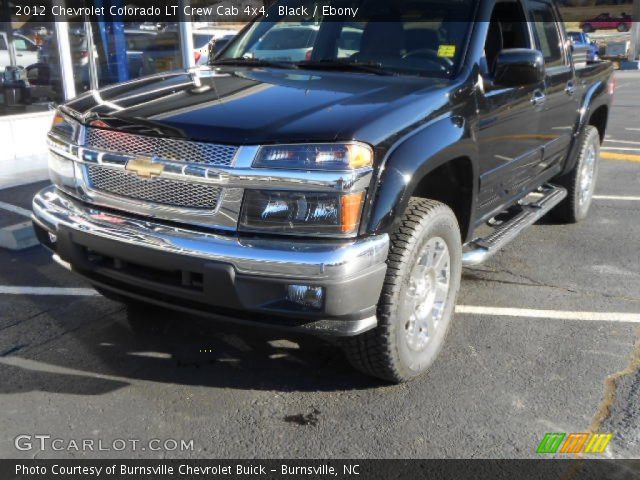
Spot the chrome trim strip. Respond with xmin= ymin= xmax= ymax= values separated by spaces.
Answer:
xmin=33 ymin=186 xmax=389 ymax=281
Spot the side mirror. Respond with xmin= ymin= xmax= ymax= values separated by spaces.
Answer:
xmin=493 ymin=48 xmax=545 ymax=87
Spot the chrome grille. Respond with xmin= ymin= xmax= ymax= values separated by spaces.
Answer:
xmin=85 ymin=128 xmax=238 ymax=166
xmin=86 ymin=166 xmax=221 ymax=210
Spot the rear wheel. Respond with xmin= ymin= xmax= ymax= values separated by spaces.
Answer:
xmin=582 ymin=23 xmax=593 ymax=33
xmin=551 ymin=125 xmax=600 ymax=223
xmin=343 ymin=198 xmax=462 ymax=383
xmin=617 ymin=23 xmax=629 ymax=32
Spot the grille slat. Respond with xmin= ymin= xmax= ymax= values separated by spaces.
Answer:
xmin=86 ymin=166 xmax=221 ymax=210
xmin=85 ymin=128 xmax=237 ymax=166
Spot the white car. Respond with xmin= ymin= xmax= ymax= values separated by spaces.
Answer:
xmin=0 ymin=32 xmax=39 ymax=70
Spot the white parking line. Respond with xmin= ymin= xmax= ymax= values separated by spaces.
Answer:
xmin=604 ymin=139 xmax=640 ymax=145
xmin=0 ymin=286 xmax=98 ymax=296
xmin=455 ymin=306 xmax=640 ymax=323
xmin=1 ymin=286 xmax=639 ymax=323
xmin=601 ymin=147 xmax=640 ymax=152
xmin=594 ymin=195 xmax=640 ymax=201
xmin=0 ymin=200 xmax=32 ymax=218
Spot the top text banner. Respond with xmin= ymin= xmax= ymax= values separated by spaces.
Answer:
xmin=10 ymin=0 xmax=639 ymax=23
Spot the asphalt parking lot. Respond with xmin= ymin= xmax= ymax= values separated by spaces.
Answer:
xmin=1 ymin=71 xmax=639 ymax=460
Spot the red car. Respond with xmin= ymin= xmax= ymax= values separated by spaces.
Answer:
xmin=581 ymin=13 xmax=632 ymax=33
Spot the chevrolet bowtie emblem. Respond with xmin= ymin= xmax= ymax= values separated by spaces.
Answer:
xmin=125 ymin=157 xmax=164 ymax=179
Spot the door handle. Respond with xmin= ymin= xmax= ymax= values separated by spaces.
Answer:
xmin=565 ymin=82 xmax=576 ymax=96
xmin=531 ymin=90 xmax=547 ymax=107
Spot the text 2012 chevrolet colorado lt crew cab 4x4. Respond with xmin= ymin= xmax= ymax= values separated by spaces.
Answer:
xmin=33 ymin=0 xmax=613 ymax=382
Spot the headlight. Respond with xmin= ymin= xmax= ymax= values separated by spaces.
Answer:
xmin=49 ymin=111 xmax=79 ymax=189
xmin=239 ymin=190 xmax=365 ymax=236
xmin=50 ymin=110 xmax=77 ymax=141
xmin=253 ymin=143 xmax=373 ymax=170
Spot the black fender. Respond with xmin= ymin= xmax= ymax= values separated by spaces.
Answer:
xmin=562 ymin=72 xmax=610 ymax=176
xmin=365 ymin=114 xmax=479 ymax=239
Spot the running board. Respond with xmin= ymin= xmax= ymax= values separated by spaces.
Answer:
xmin=462 ymin=184 xmax=567 ymax=266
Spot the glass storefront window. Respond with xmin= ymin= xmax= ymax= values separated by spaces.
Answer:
xmin=1 ymin=17 xmax=64 ymax=115
xmin=0 ymin=0 xmax=248 ymax=116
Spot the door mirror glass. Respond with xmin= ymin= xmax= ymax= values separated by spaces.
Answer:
xmin=493 ymin=48 xmax=545 ymax=87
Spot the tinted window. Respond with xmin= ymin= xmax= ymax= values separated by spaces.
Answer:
xmin=0 ymin=35 xmax=7 ymax=50
xmin=530 ymin=3 xmax=564 ymax=68
xmin=221 ymin=0 xmax=475 ymax=78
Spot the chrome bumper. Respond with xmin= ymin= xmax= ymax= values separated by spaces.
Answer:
xmin=33 ymin=186 xmax=389 ymax=282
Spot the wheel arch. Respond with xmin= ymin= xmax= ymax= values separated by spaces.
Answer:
xmin=588 ymin=104 xmax=608 ymax=143
xmin=365 ymin=115 xmax=478 ymax=243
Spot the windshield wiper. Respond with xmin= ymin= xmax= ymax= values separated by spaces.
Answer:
xmin=296 ymin=60 xmax=395 ymax=76
xmin=211 ymin=57 xmax=298 ymax=70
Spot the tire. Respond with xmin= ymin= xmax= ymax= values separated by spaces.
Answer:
xmin=617 ymin=24 xmax=629 ymax=32
xmin=551 ymin=126 xmax=600 ymax=223
xmin=343 ymin=198 xmax=462 ymax=383
xmin=582 ymin=24 xmax=593 ymax=33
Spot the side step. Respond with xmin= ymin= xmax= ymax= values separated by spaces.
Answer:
xmin=462 ymin=184 xmax=567 ymax=266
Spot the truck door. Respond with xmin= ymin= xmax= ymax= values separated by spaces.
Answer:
xmin=476 ymin=1 xmax=546 ymax=218
xmin=529 ymin=1 xmax=580 ymax=176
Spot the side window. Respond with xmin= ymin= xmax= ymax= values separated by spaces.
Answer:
xmin=0 ymin=36 xmax=7 ymax=51
xmin=14 ymin=38 xmax=28 ymax=51
xmin=483 ymin=1 xmax=531 ymax=76
xmin=530 ymin=3 xmax=565 ymax=68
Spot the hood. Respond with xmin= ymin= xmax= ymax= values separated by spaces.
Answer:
xmin=65 ymin=67 xmax=452 ymax=146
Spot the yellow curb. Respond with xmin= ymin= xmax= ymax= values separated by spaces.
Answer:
xmin=601 ymin=151 xmax=640 ymax=163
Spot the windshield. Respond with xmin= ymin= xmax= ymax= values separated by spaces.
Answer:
xmin=220 ymin=0 xmax=475 ymax=78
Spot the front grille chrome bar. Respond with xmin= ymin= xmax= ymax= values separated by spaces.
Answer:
xmin=85 ymin=128 xmax=238 ymax=166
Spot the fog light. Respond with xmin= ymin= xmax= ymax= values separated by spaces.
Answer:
xmin=287 ymin=285 xmax=324 ymax=310
xmin=48 ymin=232 xmax=57 ymax=244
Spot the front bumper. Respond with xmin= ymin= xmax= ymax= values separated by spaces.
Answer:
xmin=32 ymin=186 xmax=389 ymax=337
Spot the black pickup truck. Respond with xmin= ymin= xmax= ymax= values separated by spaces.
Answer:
xmin=33 ymin=0 xmax=613 ymax=382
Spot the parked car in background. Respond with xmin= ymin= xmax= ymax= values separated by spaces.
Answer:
xmin=580 ymin=13 xmax=632 ymax=32
xmin=568 ymin=31 xmax=599 ymax=63
xmin=0 ymin=32 xmax=39 ymax=69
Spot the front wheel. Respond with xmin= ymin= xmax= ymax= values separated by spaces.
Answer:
xmin=551 ymin=125 xmax=600 ymax=223
xmin=617 ymin=23 xmax=629 ymax=32
xmin=343 ymin=198 xmax=462 ymax=383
